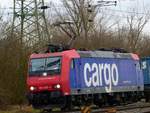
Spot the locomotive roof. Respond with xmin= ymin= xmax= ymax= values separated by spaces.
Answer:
xmin=141 ymin=57 xmax=150 ymax=60
xmin=77 ymin=50 xmax=139 ymax=60
xmin=30 ymin=49 xmax=139 ymax=60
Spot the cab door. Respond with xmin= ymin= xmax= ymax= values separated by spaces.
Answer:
xmin=70 ymin=58 xmax=81 ymax=91
xmin=136 ymin=61 xmax=144 ymax=90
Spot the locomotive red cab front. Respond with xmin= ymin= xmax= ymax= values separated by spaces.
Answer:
xmin=27 ymin=48 xmax=80 ymax=109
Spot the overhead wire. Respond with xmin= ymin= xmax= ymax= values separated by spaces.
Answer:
xmin=0 ymin=2 xmax=149 ymax=15
xmin=102 ymin=8 xmax=150 ymax=16
xmin=0 ymin=1 xmax=149 ymax=20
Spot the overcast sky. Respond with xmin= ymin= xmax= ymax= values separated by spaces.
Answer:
xmin=0 ymin=0 xmax=150 ymax=33
xmin=0 ymin=1 xmax=149 ymax=7
xmin=0 ymin=0 xmax=150 ymax=10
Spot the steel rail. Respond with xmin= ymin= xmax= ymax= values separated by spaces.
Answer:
xmin=42 ymin=102 xmax=150 ymax=113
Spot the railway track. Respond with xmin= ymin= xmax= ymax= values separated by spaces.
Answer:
xmin=93 ymin=102 xmax=150 ymax=113
xmin=45 ymin=102 xmax=150 ymax=113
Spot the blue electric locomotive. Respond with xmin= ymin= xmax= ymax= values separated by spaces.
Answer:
xmin=69 ymin=50 xmax=144 ymax=107
xmin=27 ymin=46 xmax=144 ymax=110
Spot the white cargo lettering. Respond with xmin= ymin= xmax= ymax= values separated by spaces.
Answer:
xmin=84 ymin=63 xmax=119 ymax=92
xmin=84 ymin=63 xmax=92 ymax=87
xmin=92 ymin=63 xmax=99 ymax=87
xmin=104 ymin=64 xmax=112 ymax=92
xmin=111 ymin=64 xmax=119 ymax=86
xmin=99 ymin=64 xmax=103 ymax=86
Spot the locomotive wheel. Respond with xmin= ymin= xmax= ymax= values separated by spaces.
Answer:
xmin=41 ymin=109 xmax=52 ymax=113
xmin=61 ymin=96 xmax=73 ymax=111
xmin=145 ymin=91 xmax=150 ymax=102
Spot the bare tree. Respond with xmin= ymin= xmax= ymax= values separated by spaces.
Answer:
xmin=51 ymin=0 xmax=96 ymax=47
xmin=125 ymin=14 xmax=149 ymax=52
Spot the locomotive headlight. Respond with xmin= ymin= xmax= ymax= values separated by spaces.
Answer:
xmin=30 ymin=86 xmax=37 ymax=91
xmin=54 ymin=84 xmax=61 ymax=89
xmin=43 ymin=72 xmax=47 ymax=76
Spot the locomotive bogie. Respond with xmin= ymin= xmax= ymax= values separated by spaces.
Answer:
xmin=27 ymin=91 xmax=67 ymax=109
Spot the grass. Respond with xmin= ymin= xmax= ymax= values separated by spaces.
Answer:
xmin=0 ymin=105 xmax=62 ymax=113
xmin=0 ymin=105 xmax=40 ymax=113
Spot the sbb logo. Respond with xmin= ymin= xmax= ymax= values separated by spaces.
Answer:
xmin=84 ymin=63 xmax=119 ymax=92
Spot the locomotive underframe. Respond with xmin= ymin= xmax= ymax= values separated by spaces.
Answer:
xmin=27 ymin=90 xmax=143 ymax=110
xmin=144 ymin=84 xmax=150 ymax=102
xmin=27 ymin=91 xmax=66 ymax=109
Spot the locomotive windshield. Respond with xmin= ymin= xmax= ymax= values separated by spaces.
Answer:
xmin=29 ymin=56 xmax=61 ymax=76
